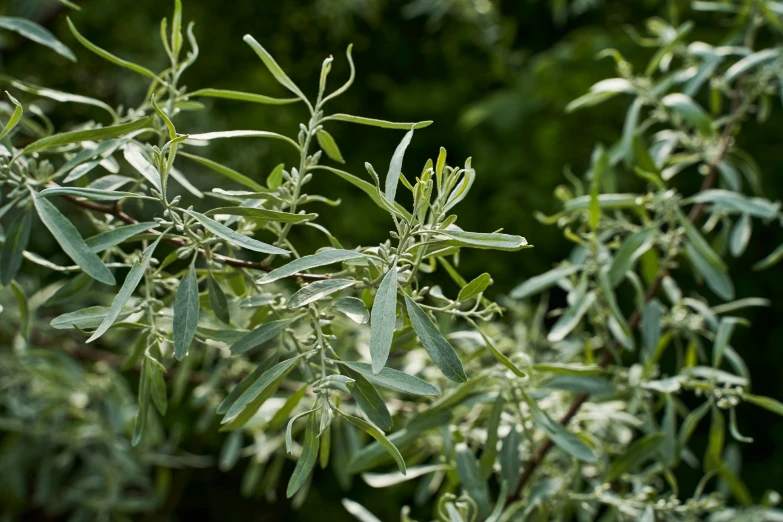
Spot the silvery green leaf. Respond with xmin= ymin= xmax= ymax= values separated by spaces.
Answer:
xmin=528 ymin=398 xmax=596 ymax=462
xmin=342 ymin=499 xmax=383 ymax=522
xmin=478 ymin=394 xmax=504 ymax=479
xmin=0 ymin=208 xmax=31 ymax=285
xmin=332 ymin=297 xmax=370 ymax=324
xmin=0 ymin=16 xmax=76 ymax=61
xmin=146 ymin=357 xmax=167 ymax=416
xmin=316 ymin=129 xmax=345 ymax=163
xmin=436 ymin=228 xmax=528 ymax=251
xmin=325 ymin=114 xmax=432 ymax=129
xmin=686 ymin=189 xmax=780 ymax=219
xmin=370 ymin=269 xmax=398 ymax=373
xmin=713 ymin=317 xmax=743 ymax=368
xmin=33 ymin=195 xmax=115 ymax=285
xmin=206 ymin=206 xmax=316 ymax=223
xmin=662 ymin=93 xmax=714 ymax=136
xmin=37 ymin=187 xmax=142 ymax=202
xmin=641 ymin=299 xmax=663 ymax=362
xmin=385 ymin=128 xmax=413 ymax=203
xmin=243 ymin=35 xmax=308 ymax=103
xmin=677 ymin=209 xmax=727 ymax=270
xmin=685 ymin=243 xmax=734 ymax=300
xmin=185 ymin=210 xmax=290 ymax=255
xmin=229 ymin=318 xmax=293 ymax=355
xmin=186 ymin=130 xmax=300 ymax=151
xmin=608 ymin=228 xmax=655 ymax=286
xmin=123 ymin=142 xmax=162 ymax=190
xmin=258 ymin=249 xmax=363 ymax=284
xmin=455 ymin=443 xmax=491 ymax=517
xmin=23 ymin=116 xmax=152 ymax=155
xmin=500 ymin=428 xmax=521 ymax=491
xmin=730 ymin=214 xmax=752 ymax=257
xmin=510 ymin=265 xmax=581 ymax=299
xmin=340 ymin=411 xmax=406 ymax=475
xmin=547 ymin=291 xmax=596 ymax=342
xmin=362 ymin=464 xmax=448 ymax=488
xmin=178 ymin=151 xmax=266 ymax=192
xmin=85 ymin=222 xmax=159 ymax=253
xmin=219 ymin=431 xmax=243 ymax=472
xmin=533 ymin=363 xmax=603 ymax=375
xmin=50 ymin=305 xmax=129 ymax=330
xmin=208 ymin=276 xmax=230 ymax=324
xmin=343 ymin=367 xmax=392 ymax=430
xmin=170 ymin=167 xmax=204 ymax=198
xmin=189 ymin=88 xmax=299 ymax=105
xmin=87 ymin=236 xmax=164 ymax=342
xmin=338 ymin=361 xmax=439 ymax=396
xmin=457 ymin=273 xmax=492 ymax=302
xmin=0 ymin=91 xmax=22 ymax=140
xmin=286 ymin=412 xmax=319 ymax=498
xmin=539 ymin=375 xmax=615 ymax=395
xmin=725 ymin=48 xmax=780 ymax=82
xmin=0 ymin=76 xmax=116 ymax=120
xmin=286 ymin=279 xmax=356 ymax=308
xmin=173 ymin=263 xmax=200 ymax=361
xmin=315 ymin=166 xmax=412 ymax=220
xmin=564 ymin=193 xmax=641 ymax=211
xmin=404 ymin=294 xmax=467 ymax=383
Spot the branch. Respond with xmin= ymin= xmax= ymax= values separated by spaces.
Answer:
xmin=502 ymin=100 xmax=741 ymax=509
xmin=62 ymin=195 xmax=329 ymax=282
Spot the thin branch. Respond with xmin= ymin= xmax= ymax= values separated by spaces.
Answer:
xmin=502 ymin=97 xmax=742 ymax=510
xmin=62 ymin=195 xmax=329 ymax=281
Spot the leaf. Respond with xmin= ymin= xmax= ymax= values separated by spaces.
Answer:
xmin=528 ymin=398 xmax=597 ymax=462
xmin=332 ymin=297 xmax=370 ymax=324
xmin=754 ymin=242 xmax=783 ymax=270
xmin=208 ymin=276 xmax=230 ymax=324
xmin=258 ymin=249 xmax=364 ymax=284
xmin=222 ymin=356 xmax=301 ymax=427
xmin=267 ymin=163 xmax=284 ymax=190
xmin=229 ymin=318 xmax=293 ymax=355
xmin=479 ymin=394 xmax=504 ymax=479
xmin=608 ymin=229 xmax=655 ymax=286
xmin=730 ymin=214 xmax=752 ymax=257
xmin=725 ymin=48 xmax=780 ymax=82
xmin=23 ymin=117 xmax=153 ymax=155
xmin=455 ymin=443 xmax=491 ymax=517
xmin=478 ymin=329 xmax=526 ymax=378
xmin=325 ymin=114 xmax=432 ymax=129
xmin=186 ymin=129 xmax=300 ymax=151
xmin=435 ymin=229 xmax=528 ymax=251
xmin=0 ymin=91 xmax=23 ymax=140
xmin=206 ymin=206 xmax=316 ymax=224
xmin=705 ymin=406 xmax=725 ymax=472
xmin=686 ymin=243 xmax=734 ymax=300
xmin=189 ymin=88 xmax=299 ymax=105
xmin=50 ymin=305 xmax=129 ymax=330
xmin=37 ymin=187 xmax=142 ymax=202
xmin=173 ymin=263 xmax=200 ymax=361
xmin=343 ymin=367 xmax=393 ymax=431
xmin=286 ymin=412 xmax=319 ymax=498
xmin=641 ymin=300 xmax=663 ymax=362
xmin=686 ymin=189 xmax=779 ymax=219
xmin=370 ymin=269 xmax=398 ymax=373
xmin=184 ymin=210 xmax=290 ymax=255
xmin=45 ymin=272 xmax=94 ymax=307
xmin=67 ymin=18 xmax=160 ymax=79
xmin=219 ymin=431 xmax=244 ymax=472
xmin=606 ymin=433 xmax=665 ymax=481
xmin=33 ymin=195 xmax=115 ymax=285
xmin=85 ymin=222 xmax=159 ymax=253
xmin=287 ymin=279 xmax=356 ymax=308
xmin=0 ymin=75 xmax=116 ymax=120
xmin=338 ymin=361 xmax=439 ymax=396
xmin=385 ymin=128 xmax=414 ymax=203
xmin=547 ymin=291 xmax=597 ymax=342
xmin=243 ymin=35 xmax=308 ymax=103
xmin=362 ymin=464 xmax=448 ymax=488
xmin=533 ymin=363 xmax=604 ymax=375
xmin=87 ymin=236 xmax=163 ymax=342
xmin=178 ymin=151 xmax=266 ymax=192
xmin=713 ymin=317 xmax=740 ymax=368
xmin=539 ymin=375 xmax=615 ymax=395
xmin=458 ymin=273 xmax=492 ymax=302
xmin=0 ymin=16 xmax=76 ymax=61
xmin=340 ymin=411 xmax=406 ymax=475
xmin=342 ymin=499 xmax=383 ymax=522
xmin=509 ymin=265 xmax=581 ymax=299
xmin=314 ymin=166 xmax=412 ymax=219
xmin=500 ymin=428 xmax=521 ymax=491
xmin=146 ymin=357 xmax=168 ymax=416
xmin=316 ymin=129 xmax=345 ymax=163
xmin=404 ymin=294 xmax=467 ymax=383
xmin=744 ymin=394 xmax=783 ymax=417
xmin=662 ymin=93 xmax=715 ymax=136
xmin=0 ymin=209 xmax=31 ymax=285
xmin=123 ymin=142 xmax=162 ymax=190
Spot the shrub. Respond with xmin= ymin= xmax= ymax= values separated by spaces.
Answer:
xmin=1 ymin=1 xmax=783 ymax=521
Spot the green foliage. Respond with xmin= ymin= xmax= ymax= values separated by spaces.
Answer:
xmin=2 ymin=1 xmax=783 ymax=521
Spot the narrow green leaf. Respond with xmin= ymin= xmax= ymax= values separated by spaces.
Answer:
xmin=267 ymin=163 xmax=284 ymax=190
xmin=222 ymin=356 xmax=301 ymax=427
xmin=457 ymin=273 xmax=492 ymax=302
xmin=500 ymin=428 xmax=521 ymax=491
xmin=344 ymin=367 xmax=393 ymax=431
xmin=23 ymin=116 xmax=153 ymax=155
xmin=186 ymin=129 xmax=300 ymax=152
xmin=342 ymin=499 xmax=383 ymax=522
xmin=705 ymin=406 xmax=725 ymax=472
xmin=206 ymin=206 xmax=315 ymax=224
xmin=325 ymin=114 xmax=432 ymax=129
xmin=385 ymin=129 xmax=413 ymax=203
xmin=37 ymin=187 xmax=142 ymax=202
xmin=607 ymin=433 xmax=665 ymax=481
xmin=338 ymin=361 xmax=439 ymax=396
xmin=286 ymin=412 xmax=319 ymax=498
xmin=479 ymin=394 xmax=504 ymax=480
xmin=435 ymin=229 xmax=528 ymax=251
xmin=528 ymin=398 xmax=597 ymax=462
xmin=178 ymin=151 xmax=266 ymax=192
xmin=316 ymin=129 xmax=345 ymax=163
xmin=686 ymin=243 xmax=734 ymax=300
xmin=744 ymin=394 xmax=783 ymax=417
xmin=547 ymin=291 xmax=596 ymax=342
xmin=455 ymin=443 xmax=491 ymax=517
xmin=87 ymin=236 xmax=164 ymax=342
xmin=0 ymin=209 xmax=31 ymax=285
xmin=370 ymin=269 xmax=398 ymax=373
xmin=662 ymin=93 xmax=715 ymax=136
xmin=608 ymin=229 xmax=655 ymax=286
xmin=509 ymin=265 xmax=581 ymax=300
xmin=754 ymin=242 xmax=783 ymax=271
xmin=185 ymin=209 xmax=290 ymax=255
xmin=229 ymin=318 xmax=293 ymax=355
xmin=478 ymin=329 xmax=526 ymax=378
xmin=33 ymin=195 xmax=115 ymax=285
xmin=208 ymin=275 xmax=230 ymax=324
xmin=258 ymin=249 xmax=364 ymax=284
xmin=173 ymin=263 xmax=200 ymax=360
xmin=332 ymin=297 xmax=370 ymax=324
xmin=641 ymin=300 xmax=663 ymax=362
xmin=287 ymin=279 xmax=355 ymax=308
xmin=730 ymin=214 xmax=752 ymax=257
xmin=0 ymin=16 xmax=76 ymax=61
xmin=85 ymin=222 xmax=159 ymax=253
xmin=340 ymin=411 xmax=406 ymax=475
xmin=67 ymin=18 xmax=160 ymax=78
xmin=404 ymin=294 xmax=467 ymax=383
xmin=190 ymin=88 xmax=298 ymax=105
xmin=314 ymin=166 xmax=412 ymax=219
xmin=50 ymin=305 xmax=129 ymax=330
xmin=0 ymin=76 xmax=116 ymax=120
xmin=0 ymin=91 xmax=23 ymax=140
xmin=539 ymin=375 xmax=615 ymax=395
xmin=243 ymin=35 xmax=308 ymax=103
xmin=123 ymin=142 xmax=162 ymax=190
xmin=146 ymin=357 xmax=168 ymax=416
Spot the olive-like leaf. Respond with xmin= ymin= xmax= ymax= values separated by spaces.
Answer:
xmin=0 ymin=16 xmax=76 ymax=61
xmin=287 ymin=279 xmax=356 ymax=308
xmin=370 ymin=269 xmax=398 ymax=373
xmin=173 ymin=263 xmax=200 ymax=360
xmin=185 ymin=210 xmax=290 ymax=255
xmin=404 ymin=294 xmax=467 ymax=383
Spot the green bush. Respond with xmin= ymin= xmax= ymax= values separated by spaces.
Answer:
xmin=1 ymin=1 xmax=783 ymax=521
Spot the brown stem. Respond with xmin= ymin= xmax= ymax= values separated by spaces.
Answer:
xmin=62 ymin=195 xmax=329 ymax=281
xmin=502 ymin=100 xmax=741 ymax=510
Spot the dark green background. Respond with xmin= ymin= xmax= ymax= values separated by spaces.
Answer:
xmin=2 ymin=0 xmax=782 ymax=519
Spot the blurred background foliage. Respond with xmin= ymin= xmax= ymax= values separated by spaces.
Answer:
xmin=1 ymin=0 xmax=782 ymax=519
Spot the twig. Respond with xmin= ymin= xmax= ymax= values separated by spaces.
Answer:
xmin=501 ymin=99 xmax=741 ymax=509
xmin=62 ymin=195 xmax=329 ymax=281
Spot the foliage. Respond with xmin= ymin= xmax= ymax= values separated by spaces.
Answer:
xmin=2 ymin=1 xmax=783 ymax=521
